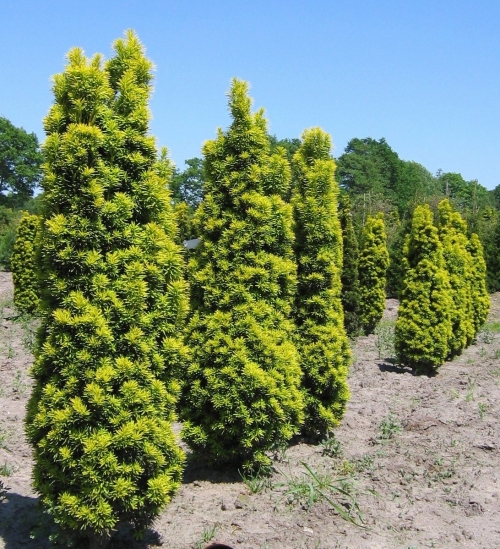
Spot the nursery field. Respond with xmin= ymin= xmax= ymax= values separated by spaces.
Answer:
xmin=1 ymin=270 xmax=499 ymax=549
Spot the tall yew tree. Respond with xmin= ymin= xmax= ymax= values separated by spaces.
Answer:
xmin=292 ymin=128 xmax=350 ymax=438
xmin=180 ymin=79 xmax=303 ymax=471
xmin=26 ymin=32 xmax=187 ymax=547
xmin=11 ymin=212 xmax=40 ymax=314
xmin=358 ymin=213 xmax=389 ymax=334
xmin=467 ymin=233 xmax=490 ymax=336
xmin=395 ymin=205 xmax=453 ymax=373
xmin=437 ymin=199 xmax=474 ymax=356
xmin=338 ymin=194 xmax=360 ymax=337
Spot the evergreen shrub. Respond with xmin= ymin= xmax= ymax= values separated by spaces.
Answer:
xmin=11 ymin=212 xmax=40 ymax=314
xmin=467 ymin=233 xmax=490 ymax=336
xmin=292 ymin=128 xmax=350 ymax=438
xmin=180 ymin=79 xmax=304 ymax=471
xmin=395 ymin=205 xmax=453 ymax=373
xmin=338 ymin=194 xmax=360 ymax=337
xmin=25 ymin=32 xmax=187 ymax=546
xmin=437 ymin=199 xmax=474 ymax=356
xmin=358 ymin=213 xmax=389 ymax=334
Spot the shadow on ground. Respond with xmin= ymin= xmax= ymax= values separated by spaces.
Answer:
xmin=0 ymin=492 xmax=164 ymax=549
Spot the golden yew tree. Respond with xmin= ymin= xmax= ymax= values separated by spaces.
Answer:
xmin=395 ymin=204 xmax=453 ymax=373
xmin=11 ymin=212 xmax=40 ymax=314
xmin=358 ymin=213 xmax=389 ymax=334
xmin=25 ymin=32 xmax=187 ymax=547
xmin=180 ymin=79 xmax=304 ymax=472
xmin=291 ymin=128 xmax=350 ymax=438
xmin=438 ymin=199 xmax=474 ymax=357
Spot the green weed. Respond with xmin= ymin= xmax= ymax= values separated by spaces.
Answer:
xmin=274 ymin=462 xmax=364 ymax=526
xmin=194 ymin=523 xmax=219 ymax=549
xmin=320 ymin=435 xmax=343 ymax=458
xmin=12 ymin=370 xmax=27 ymax=395
xmin=374 ymin=319 xmax=396 ymax=360
xmin=465 ymin=377 xmax=477 ymax=402
xmin=478 ymin=402 xmax=487 ymax=419
xmin=0 ymin=479 xmax=8 ymax=501
xmin=376 ymin=412 xmax=402 ymax=442
xmin=0 ymin=462 xmax=13 ymax=476
xmin=240 ymin=468 xmax=271 ymax=494
xmin=0 ymin=427 xmax=11 ymax=449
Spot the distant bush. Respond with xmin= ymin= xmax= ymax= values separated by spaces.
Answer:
xmin=11 ymin=212 xmax=40 ymax=314
xmin=395 ymin=205 xmax=453 ymax=373
xmin=358 ymin=213 xmax=389 ymax=334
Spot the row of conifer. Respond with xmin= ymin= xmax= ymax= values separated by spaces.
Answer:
xmin=395 ymin=200 xmax=490 ymax=373
xmin=9 ymin=30 xmax=489 ymax=548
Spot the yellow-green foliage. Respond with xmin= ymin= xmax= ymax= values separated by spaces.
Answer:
xmin=467 ymin=233 xmax=490 ymax=335
xmin=358 ymin=213 xmax=389 ymax=334
xmin=395 ymin=205 xmax=453 ymax=373
xmin=11 ymin=212 xmax=40 ymax=314
xmin=338 ymin=194 xmax=360 ymax=337
xmin=438 ymin=199 xmax=474 ymax=356
xmin=25 ymin=32 xmax=187 ymax=545
xmin=180 ymin=79 xmax=303 ymax=471
xmin=292 ymin=128 xmax=350 ymax=438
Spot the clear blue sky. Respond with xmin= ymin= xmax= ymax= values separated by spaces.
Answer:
xmin=1 ymin=1 xmax=499 ymax=189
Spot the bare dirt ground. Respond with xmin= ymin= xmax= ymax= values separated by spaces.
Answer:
xmin=1 ymin=270 xmax=499 ymax=549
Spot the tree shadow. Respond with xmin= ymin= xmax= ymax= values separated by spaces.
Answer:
xmin=377 ymin=361 xmax=437 ymax=378
xmin=377 ymin=361 xmax=415 ymax=375
xmin=0 ymin=492 xmax=50 ymax=549
xmin=0 ymin=491 xmax=164 ymax=549
xmin=182 ymin=452 xmax=242 ymax=484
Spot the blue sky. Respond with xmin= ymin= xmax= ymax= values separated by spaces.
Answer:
xmin=1 ymin=1 xmax=499 ymax=189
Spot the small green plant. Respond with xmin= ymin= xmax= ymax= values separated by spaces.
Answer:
xmin=0 ymin=479 xmax=8 ymax=501
xmin=478 ymin=402 xmax=487 ymax=419
xmin=274 ymin=462 xmax=364 ymax=526
xmin=465 ymin=377 xmax=477 ymax=402
xmin=12 ymin=370 xmax=27 ymax=395
xmin=493 ymin=349 xmax=500 ymax=361
xmin=194 ymin=524 xmax=219 ymax=549
xmin=0 ymin=427 xmax=11 ymax=449
xmin=0 ymin=462 xmax=14 ymax=476
xmin=240 ymin=468 xmax=271 ymax=494
xmin=477 ymin=327 xmax=494 ymax=344
xmin=15 ymin=313 xmax=38 ymax=353
xmin=377 ymin=413 xmax=402 ymax=442
xmin=450 ymin=388 xmax=460 ymax=399
xmin=320 ymin=435 xmax=343 ymax=458
xmin=374 ymin=319 xmax=396 ymax=360
xmin=7 ymin=344 xmax=14 ymax=359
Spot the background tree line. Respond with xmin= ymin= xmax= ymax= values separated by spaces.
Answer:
xmin=2 ymin=116 xmax=500 ymax=293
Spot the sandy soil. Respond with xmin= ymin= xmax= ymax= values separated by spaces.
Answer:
xmin=1 ymin=270 xmax=499 ymax=549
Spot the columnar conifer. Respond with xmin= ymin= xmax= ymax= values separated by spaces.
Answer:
xmin=291 ymin=128 xmax=350 ymax=438
xmin=25 ymin=32 xmax=187 ymax=546
xmin=395 ymin=205 xmax=453 ymax=373
xmin=437 ymin=199 xmax=474 ymax=356
xmin=358 ymin=213 xmax=389 ymax=334
xmin=11 ymin=212 xmax=40 ymax=314
xmin=338 ymin=194 xmax=360 ymax=337
xmin=180 ymin=79 xmax=303 ymax=471
xmin=467 ymin=233 xmax=490 ymax=335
